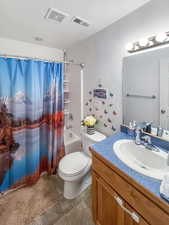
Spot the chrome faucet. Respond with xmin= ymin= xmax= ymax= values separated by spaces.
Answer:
xmin=142 ymin=135 xmax=151 ymax=146
xmin=134 ymin=122 xmax=160 ymax=152
xmin=66 ymin=125 xmax=72 ymax=129
xmin=141 ymin=135 xmax=159 ymax=152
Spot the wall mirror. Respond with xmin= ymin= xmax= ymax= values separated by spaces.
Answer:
xmin=123 ymin=46 xmax=169 ymax=141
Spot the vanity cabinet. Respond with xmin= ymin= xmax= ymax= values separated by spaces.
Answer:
xmin=94 ymin=174 xmax=148 ymax=225
xmin=91 ymin=150 xmax=169 ymax=225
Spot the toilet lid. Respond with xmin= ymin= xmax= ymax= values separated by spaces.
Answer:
xmin=59 ymin=152 xmax=90 ymax=176
xmin=84 ymin=131 xmax=106 ymax=142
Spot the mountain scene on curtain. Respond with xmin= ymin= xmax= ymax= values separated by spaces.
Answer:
xmin=0 ymin=71 xmax=64 ymax=192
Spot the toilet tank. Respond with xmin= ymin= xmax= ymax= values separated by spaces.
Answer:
xmin=81 ymin=131 xmax=106 ymax=156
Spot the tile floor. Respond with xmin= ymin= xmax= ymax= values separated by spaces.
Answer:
xmin=29 ymin=175 xmax=94 ymax=225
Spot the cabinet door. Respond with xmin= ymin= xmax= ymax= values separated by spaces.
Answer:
xmin=97 ymin=177 xmax=125 ymax=225
xmin=92 ymin=174 xmax=149 ymax=225
xmin=92 ymin=171 xmax=99 ymax=224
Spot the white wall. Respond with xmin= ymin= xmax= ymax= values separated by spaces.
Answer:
xmin=0 ymin=37 xmax=63 ymax=61
xmin=67 ymin=0 xmax=169 ymax=136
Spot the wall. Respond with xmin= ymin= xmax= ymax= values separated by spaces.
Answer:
xmin=67 ymin=0 xmax=169 ymax=136
xmin=0 ymin=37 xmax=63 ymax=61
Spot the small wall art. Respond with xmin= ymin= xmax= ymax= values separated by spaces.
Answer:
xmin=85 ymin=82 xmax=119 ymax=133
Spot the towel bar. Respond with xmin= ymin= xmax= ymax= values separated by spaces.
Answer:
xmin=126 ymin=94 xmax=156 ymax=99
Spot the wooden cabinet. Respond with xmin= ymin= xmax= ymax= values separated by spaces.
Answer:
xmin=97 ymin=175 xmax=124 ymax=225
xmin=93 ymin=173 xmax=148 ymax=225
xmin=91 ymin=150 xmax=169 ymax=225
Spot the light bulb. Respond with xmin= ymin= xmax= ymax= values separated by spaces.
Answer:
xmin=134 ymin=44 xmax=139 ymax=51
xmin=139 ymin=38 xmax=148 ymax=47
xmin=155 ymin=33 xmax=168 ymax=43
xmin=125 ymin=43 xmax=134 ymax=51
xmin=148 ymin=40 xmax=154 ymax=46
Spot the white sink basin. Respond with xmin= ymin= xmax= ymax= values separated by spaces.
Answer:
xmin=113 ymin=139 xmax=169 ymax=180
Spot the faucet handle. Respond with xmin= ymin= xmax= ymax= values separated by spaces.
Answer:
xmin=142 ymin=135 xmax=151 ymax=144
xmin=135 ymin=126 xmax=143 ymax=132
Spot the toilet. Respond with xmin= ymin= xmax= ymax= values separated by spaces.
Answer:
xmin=58 ymin=130 xmax=106 ymax=199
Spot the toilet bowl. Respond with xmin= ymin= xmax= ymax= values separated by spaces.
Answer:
xmin=58 ymin=151 xmax=92 ymax=199
xmin=58 ymin=131 xmax=106 ymax=199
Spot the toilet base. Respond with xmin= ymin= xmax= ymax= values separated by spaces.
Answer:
xmin=64 ymin=172 xmax=91 ymax=199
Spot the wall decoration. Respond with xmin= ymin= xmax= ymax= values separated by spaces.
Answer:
xmin=113 ymin=110 xmax=117 ymax=116
xmin=104 ymin=109 xmax=108 ymax=114
xmin=107 ymin=118 xmax=112 ymax=123
xmin=85 ymin=81 xmax=118 ymax=134
xmin=93 ymin=88 xmax=107 ymax=99
xmin=112 ymin=126 xmax=116 ymax=131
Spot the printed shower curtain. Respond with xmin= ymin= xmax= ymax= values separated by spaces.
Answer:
xmin=0 ymin=57 xmax=65 ymax=192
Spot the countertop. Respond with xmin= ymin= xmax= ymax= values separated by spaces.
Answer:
xmin=91 ymin=132 xmax=169 ymax=204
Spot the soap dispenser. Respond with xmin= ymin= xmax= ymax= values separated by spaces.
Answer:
xmin=135 ymin=127 xmax=141 ymax=145
xmin=127 ymin=121 xmax=135 ymax=137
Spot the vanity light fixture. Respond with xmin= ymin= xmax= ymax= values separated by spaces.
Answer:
xmin=126 ymin=31 xmax=169 ymax=53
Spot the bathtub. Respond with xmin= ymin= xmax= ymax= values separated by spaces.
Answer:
xmin=64 ymin=129 xmax=82 ymax=154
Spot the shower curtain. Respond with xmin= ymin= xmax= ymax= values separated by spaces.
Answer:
xmin=0 ymin=57 xmax=65 ymax=192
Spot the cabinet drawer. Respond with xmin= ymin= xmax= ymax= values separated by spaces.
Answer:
xmin=92 ymin=156 xmax=169 ymax=225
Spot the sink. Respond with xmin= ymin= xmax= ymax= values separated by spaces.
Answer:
xmin=113 ymin=139 xmax=169 ymax=180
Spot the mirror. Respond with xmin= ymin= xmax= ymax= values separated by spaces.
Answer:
xmin=123 ymin=46 xmax=169 ymax=141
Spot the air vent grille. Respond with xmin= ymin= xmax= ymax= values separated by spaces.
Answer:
xmin=45 ymin=8 xmax=68 ymax=23
xmin=72 ymin=17 xmax=90 ymax=27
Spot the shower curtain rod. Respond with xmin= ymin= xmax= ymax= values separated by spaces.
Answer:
xmin=0 ymin=53 xmax=85 ymax=68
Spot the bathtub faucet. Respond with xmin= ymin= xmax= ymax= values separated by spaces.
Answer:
xmin=66 ymin=125 xmax=72 ymax=129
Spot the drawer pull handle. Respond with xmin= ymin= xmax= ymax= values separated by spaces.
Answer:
xmin=114 ymin=196 xmax=140 ymax=223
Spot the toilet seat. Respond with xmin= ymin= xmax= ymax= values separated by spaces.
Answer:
xmin=59 ymin=152 xmax=91 ymax=177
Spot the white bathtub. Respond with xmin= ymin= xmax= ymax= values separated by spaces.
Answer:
xmin=64 ymin=130 xmax=81 ymax=154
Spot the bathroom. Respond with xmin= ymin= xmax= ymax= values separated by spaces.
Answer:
xmin=1 ymin=0 xmax=169 ymax=224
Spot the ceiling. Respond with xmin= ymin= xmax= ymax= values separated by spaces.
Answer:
xmin=0 ymin=0 xmax=150 ymax=49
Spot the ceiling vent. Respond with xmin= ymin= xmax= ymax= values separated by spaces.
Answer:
xmin=45 ymin=8 xmax=68 ymax=23
xmin=72 ymin=16 xmax=90 ymax=27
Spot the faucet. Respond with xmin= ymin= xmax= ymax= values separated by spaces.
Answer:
xmin=135 ymin=130 xmax=160 ymax=152
xmin=141 ymin=135 xmax=152 ymax=146
xmin=141 ymin=135 xmax=159 ymax=152
xmin=66 ymin=125 xmax=72 ymax=129
xmin=134 ymin=122 xmax=160 ymax=152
